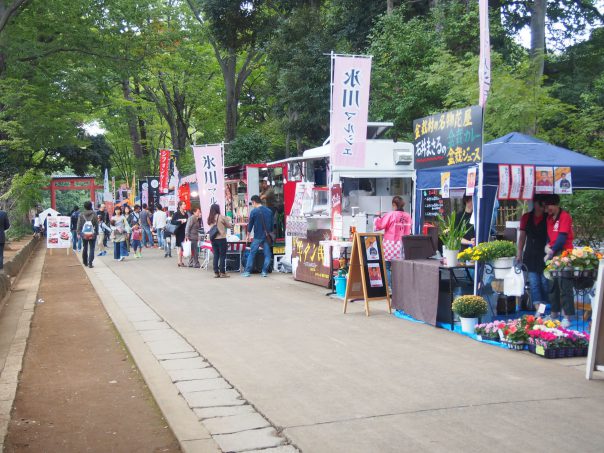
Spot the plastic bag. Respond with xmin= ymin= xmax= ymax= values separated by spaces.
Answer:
xmin=182 ymin=240 xmax=191 ymax=258
xmin=503 ymin=269 xmax=525 ymax=297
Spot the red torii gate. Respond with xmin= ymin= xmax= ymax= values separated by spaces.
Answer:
xmin=43 ymin=176 xmax=103 ymax=210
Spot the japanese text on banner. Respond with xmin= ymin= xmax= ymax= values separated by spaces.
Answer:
xmin=330 ymin=55 xmax=372 ymax=168
xmin=193 ymin=145 xmax=225 ymax=231
xmin=159 ymin=149 xmax=171 ymax=194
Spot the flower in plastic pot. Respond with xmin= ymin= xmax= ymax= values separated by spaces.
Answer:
xmin=452 ymin=295 xmax=489 ymax=334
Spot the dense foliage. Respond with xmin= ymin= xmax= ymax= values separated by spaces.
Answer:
xmin=0 ymin=0 xmax=602 ymax=232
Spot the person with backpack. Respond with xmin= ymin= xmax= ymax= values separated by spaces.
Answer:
xmin=70 ymin=206 xmax=82 ymax=253
xmin=77 ymin=201 xmax=99 ymax=268
xmin=242 ymin=195 xmax=274 ymax=278
xmin=207 ymin=203 xmax=233 ymax=278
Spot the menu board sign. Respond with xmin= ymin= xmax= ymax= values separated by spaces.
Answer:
xmin=292 ymin=229 xmax=331 ymax=287
xmin=413 ymin=105 xmax=483 ymax=170
xmin=46 ymin=216 xmax=71 ymax=249
xmin=422 ymin=189 xmax=444 ymax=222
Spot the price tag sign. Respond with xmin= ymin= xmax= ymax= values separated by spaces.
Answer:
xmin=536 ymin=345 xmax=545 ymax=356
xmin=498 ymin=329 xmax=505 ymax=341
xmin=538 ymin=303 xmax=546 ymax=315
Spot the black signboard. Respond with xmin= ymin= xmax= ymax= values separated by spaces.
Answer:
xmin=147 ymin=176 xmax=160 ymax=209
xmin=422 ymin=189 xmax=444 ymax=222
xmin=413 ymin=105 xmax=483 ymax=170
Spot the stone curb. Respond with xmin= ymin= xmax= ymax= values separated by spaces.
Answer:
xmin=0 ymin=237 xmax=41 ymax=305
xmin=0 ymin=245 xmax=46 ymax=449
xmin=84 ymin=257 xmax=300 ymax=453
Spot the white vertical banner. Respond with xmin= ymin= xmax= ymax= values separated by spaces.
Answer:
xmin=478 ymin=0 xmax=491 ymax=107
xmin=193 ymin=144 xmax=225 ymax=231
xmin=103 ymin=168 xmax=113 ymax=202
xmin=330 ymin=54 xmax=372 ymax=168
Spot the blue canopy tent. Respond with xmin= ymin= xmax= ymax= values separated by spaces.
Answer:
xmin=414 ymin=132 xmax=604 ymax=245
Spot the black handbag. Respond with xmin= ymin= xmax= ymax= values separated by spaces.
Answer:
xmin=208 ymin=215 xmax=219 ymax=241
xmin=165 ymin=221 xmax=178 ymax=235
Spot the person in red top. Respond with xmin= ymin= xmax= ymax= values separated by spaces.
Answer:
xmin=544 ymin=194 xmax=575 ymax=326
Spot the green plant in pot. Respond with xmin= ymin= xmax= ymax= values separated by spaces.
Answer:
xmin=485 ymin=240 xmax=517 ymax=278
xmin=437 ymin=212 xmax=470 ymax=267
xmin=452 ymin=295 xmax=489 ymax=334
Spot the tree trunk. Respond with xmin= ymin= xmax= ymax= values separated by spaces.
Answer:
xmin=223 ymin=53 xmax=237 ymax=143
xmin=134 ymin=83 xmax=148 ymax=157
xmin=386 ymin=0 xmax=394 ymax=14
xmin=296 ymin=135 xmax=303 ymax=156
xmin=121 ymin=80 xmax=144 ymax=160
xmin=285 ymin=131 xmax=290 ymax=159
xmin=529 ymin=0 xmax=546 ymax=84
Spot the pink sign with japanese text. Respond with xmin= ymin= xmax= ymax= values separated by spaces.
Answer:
xmin=193 ymin=144 xmax=225 ymax=231
xmin=330 ymin=55 xmax=372 ymax=168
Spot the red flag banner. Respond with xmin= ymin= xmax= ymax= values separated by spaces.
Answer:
xmin=179 ymin=183 xmax=191 ymax=211
xmin=159 ymin=149 xmax=170 ymax=194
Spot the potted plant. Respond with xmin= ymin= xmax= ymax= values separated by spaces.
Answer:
xmin=438 ymin=212 xmax=469 ymax=268
xmin=457 ymin=240 xmax=517 ymax=278
xmin=545 ymin=246 xmax=602 ymax=289
xmin=452 ymin=295 xmax=488 ymax=334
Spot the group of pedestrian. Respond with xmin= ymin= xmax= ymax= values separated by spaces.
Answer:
xmin=517 ymin=194 xmax=575 ymax=327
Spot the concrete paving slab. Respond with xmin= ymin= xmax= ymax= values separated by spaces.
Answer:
xmin=140 ymin=328 xmax=184 ymax=343
xmin=213 ymin=427 xmax=284 ymax=452
xmin=176 ymin=378 xmax=231 ymax=394
xmin=204 ymin=412 xmax=270 ymax=435
xmin=168 ymin=368 xmax=220 ymax=382
xmin=133 ymin=320 xmax=171 ymax=331
xmin=148 ymin=339 xmax=195 ymax=355
xmin=157 ymin=352 xmax=200 ymax=361
xmin=194 ymin=405 xmax=255 ymax=420
xmin=161 ymin=357 xmax=208 ymax=371
xmin=246 ymin=446 xmax=299 ymax=453
xmin=183 ymin=389 xmax=245 ymax=408
xmin=180 ymin=438 xmax=220 ymax=453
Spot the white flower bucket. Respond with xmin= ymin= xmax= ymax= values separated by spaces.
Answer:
xmin=492 ymin=257 xmax=514 ymax=279
xmin=460 ymin=317 xmax=478 ymax=334
xmin=443 ymin=248 xmax=459 ymax=268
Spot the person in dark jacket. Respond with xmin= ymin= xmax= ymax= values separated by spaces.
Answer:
xmin=242 ymin=195 xmax=273 ymax=277
xmin=517 ymin=195 xmax=548 ymax=312
xmin=70 ymin=206 xmax=82 ymax=252
xmin=171 ymin=201 xmax=189 ymax=267
xmin=0 ymin=209 xmax=9 ymax=271
xmin=77 ymin=201 xmax=99 ymax=268
xmin=184 ymin=207 xmax=202 ymax=268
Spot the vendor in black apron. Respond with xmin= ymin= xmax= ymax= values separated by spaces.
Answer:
xmin=517 ymin=195 xmax=548 ymax=312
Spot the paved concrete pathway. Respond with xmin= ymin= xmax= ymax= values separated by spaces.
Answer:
xmin=90 ymin=248 xmax=604 ymax=453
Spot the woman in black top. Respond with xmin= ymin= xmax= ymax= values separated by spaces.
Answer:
xmin=517 ymin=195 xmax=549 ymax=310
xmin=171 ymin=201 xmax=189 ymax=267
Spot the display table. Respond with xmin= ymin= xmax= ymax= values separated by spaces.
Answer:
xmin=391 ymin=259 xmax=474 ymax=329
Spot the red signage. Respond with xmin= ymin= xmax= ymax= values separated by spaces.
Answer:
xmin=159 ymin=149 xmax=170 ymax=194
xmin=179 ymin=183 xmax=191 ymax=211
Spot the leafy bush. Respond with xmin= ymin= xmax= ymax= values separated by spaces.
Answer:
xmin=452 ymin=295 xmax=488 ymax=318
xmin=458 ymin=240 xmax=516 ymax=262
xmin=438 ymin=211 xmax=469 ymax=250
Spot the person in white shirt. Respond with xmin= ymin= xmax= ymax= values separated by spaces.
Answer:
xmin=152 ymin=204 xmax=168 ymax=249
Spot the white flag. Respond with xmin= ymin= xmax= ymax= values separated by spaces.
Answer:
xmin=478 ymin=0 xmax=491 ymax=107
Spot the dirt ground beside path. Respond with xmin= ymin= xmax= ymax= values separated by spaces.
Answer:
xmin=4 ymin=250 xmax=180 ymax=452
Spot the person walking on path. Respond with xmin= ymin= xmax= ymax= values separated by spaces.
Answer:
xmin=0 ymin=208 xmax=9 ymax=271
xmin=207 ymin=203 xmax=233 ymax=278
xmin=97 ymin=203 xmax=110 ymax=256
xmin=153 ymin=204 xmax=167 ymax=249
xmin=517 ymin=195 xmax=549 ymax=313
xmin=77 ymin=201 xmax=99 ymax=268
xmin=171 ymin=201 xmax=189 ymax=267
xmin=70 ymin=206 xmax=82 ymax=252
xmin=131 ymin=223 xmax=143 ymax=258
xmin=373 ymin=196 xmax=412 ymax=284
xmin=140 ymin=204 xmax=153 ymax=248
xmin=184 ymin=207 xmax=202 ymax=268
xmin=111 ymin=206 xmax=129 ymax=261
xmin=164 ymin=209 xmax=173 ymax=258
xmin=242 ymin=195 xmax=273 ymax=278
xmin=544 ymin=194 xmax=575 ymax=328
